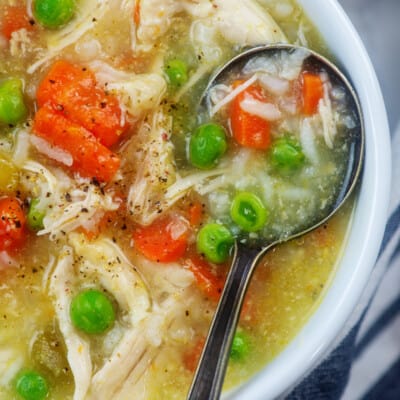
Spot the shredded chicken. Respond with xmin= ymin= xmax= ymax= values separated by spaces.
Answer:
xmin=21 ymin=161 xmax=120 ymax=239
xmin=12 ymin=129 xmax=32 ymax=167
xmin=69 ymin=233 xmax=151 ymax=326
xmin=318 ymin=78 xmax=338 ymax=148
xmin=49 ymin=247 xmax=92 ymax=400
xmin=209 ymin=74 xmax=258 ymax=116
xmin=135 ymin=0 xmax=286 ymax=52
xmin=210 ymin=0 xmax=287 ymax=46
xmin=125 ymin=111 xmax=176 ymax=225
xmin=89 ymin=61 xmax=167 ymax=119
xmin=58 ymin=234 xmax=195 ymax=400
xmin=240 ymin=97 xmax=282 ymax=121
xmin=300 ymin=118 xmax=320 ymax=165
xmin=68 ymin=234 xmax=152 ymax=399
xmin=134 ymin=0 xmax=213 ymax=51
xmin=47 ymin=236 xmax=152 ymax=400
xmin=165 ymin=168 xmax=228 ymax=202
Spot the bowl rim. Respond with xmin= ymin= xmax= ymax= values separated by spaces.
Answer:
xmin=226 ymin=1 xmax=391 ymax=399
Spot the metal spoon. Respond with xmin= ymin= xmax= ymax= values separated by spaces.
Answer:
xmin=187 ymin=44 xmax=364 ymax=400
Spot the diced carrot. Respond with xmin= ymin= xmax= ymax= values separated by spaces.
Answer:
xmin=0 ymin=197 xmax=26 ymax=251
xmin=2 ymin=5 xmax=33 ymax=40
xmin=188 ymin=202 xmax=203 ymax=226
xmin=36 ymin=60 xmax=95 ymax=107
xmin=183 ymin=337 xmax=205 ymax=372
xmin=185 ymin=253 xmax=225 ymax=301
xmin=134 ymin=0 xmax=141 ymax=26
xmin=77 ymin=209 xmax=125 ymax=240
xmin=33 ymin=106 xmax=120 ymax=182
xmin=230 ymin=82 xmax=271 ymax=150
xmin=133 ymin=216 xmax=189 ymax=262
xmin=302 ymin=72 xmax=324 ymax=115
xmin=36 ymin=61 xmax=128 ymax=147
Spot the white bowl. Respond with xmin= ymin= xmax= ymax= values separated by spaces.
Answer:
xmin=227 ymin=1 xmax=391 ymax=399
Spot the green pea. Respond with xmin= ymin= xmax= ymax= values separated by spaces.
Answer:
xmin=189 ymin=123 xmax=227 ymax=169
xmin=0 ymin=79 xmax=27 ymax=125
xmin=230 ymin=331 xmax=250 ymax=361
xmin=230 ymin=192 xmax=268 ymax=232
xmin=270 ymin=137 xmax=305 ymax=172
xmin=15 ymin=371 xmax=48 ymax=400
xmin=27 ymin=198 xmax=46 ymax=231
xmin=33 ymin=0 xmax=76 ymax=29
xmin=165 ymin=59 xmax=188 ymax=87
xmin=70 ymin=289 xmax=115 ymax=334
xmin=196 ymin=223 xmax=234 ymax=264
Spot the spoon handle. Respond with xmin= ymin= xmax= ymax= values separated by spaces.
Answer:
xmin=187 ymin=244 xmax=265 ymax=400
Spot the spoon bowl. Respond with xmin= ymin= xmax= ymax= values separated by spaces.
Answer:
xmin=188 ymin=44 xmax=364 ymax=400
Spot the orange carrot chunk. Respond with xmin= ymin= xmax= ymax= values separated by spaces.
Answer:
xmin=33 ymin=106 xmax=120 ymax=182
xmin=183 ymin=337 xmax=205 ymax=372
xmin=188 ymin=202 xmax=204 ymax=226
xmin=302 ymin=72 xmax=324 ymax=115
xmin=36 ymin=60 xmax=128 ymax=147
xmin=36 ymin=60 xmax=95 ymax=107
xmin=2 ymin=5 xmax=33 ymax=40
xmin=134 ymin=0 xmax=141 ymax=26
xmin=133 ymin=216 xmax=189 ymax=262
xmin=0 ymin=197 xmax=26 ymax=252
xmin=230 ymin=83 xmax=271 ymax=150
xmin=185 ymin=254 xmax=225 ymax=301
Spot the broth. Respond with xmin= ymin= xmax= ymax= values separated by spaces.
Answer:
xmin=0 ymin=1 xmax=354 ymax=399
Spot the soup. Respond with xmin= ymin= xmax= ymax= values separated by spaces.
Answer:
xmin=0 ymin=1 xmax=354 ymax=399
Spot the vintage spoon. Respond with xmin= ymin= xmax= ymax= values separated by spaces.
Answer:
xmin=187 ymin=44 xmax=364 ymax=400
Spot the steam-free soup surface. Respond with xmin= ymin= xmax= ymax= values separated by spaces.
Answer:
xmin=0 ymin=1 xmax=353 ymax=399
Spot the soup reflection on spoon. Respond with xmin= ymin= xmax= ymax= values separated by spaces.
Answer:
xmin=187 ymin=44 xmax=364 ymax=400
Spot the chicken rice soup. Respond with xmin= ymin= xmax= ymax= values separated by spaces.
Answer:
xmin=0 ymin=1 xmax=355 ymax=399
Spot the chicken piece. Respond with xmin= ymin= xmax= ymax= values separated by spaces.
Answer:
xmin=69 ymin=233 xmax=151 ymax=326
xmin=125 ymin=111 xmax=177 ymax=225
xmin=135 ymin=0 xmax=286 ymax=53
xmin=211 ymin=0 xmax=287 ymax=46
xmin=89 ymin=61 xmax=167 ymax=120
xmin=49 ymin=247 xmax=92 ymax=400
xmin=69 ymin=234 xmax=193 ymax=399
xmin=69 ymin=234 xmax=152 ymax=399
xmin=135 ymin=0 xmax=213 ymax=51
xmin=50 ymin=232 xmax=196 ymax=399
xmin=21 ymin=161 xmax=120 ymax=240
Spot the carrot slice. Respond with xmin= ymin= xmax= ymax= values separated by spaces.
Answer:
xmin=0 ymin=197 xmax=26 ymax=251
xmin=230 ymin=83 xmax=271 ymax=150
xmin=188 ymin=202 xmax=204 ymax=226
xmin=133 ymin=216 xmax=189 ymax=262
xmin=37 ymin=61 xmax=128 ymax=147
xmin=302 ymin=72 xmax=324 ymax=115
xmin=36 ymin=60 xmax=95 ymax=107
xmin=183 ymin=337 xmax=205 ymax=372
xmin=2 ymin=5 xmax=33 ymax=40
xmin=185 ymin=254 xmax=225 ymax=301
xmin=33 ymin=106 xmax=120 ymax=182
xmin=134 ymin=0 xmax=141 ymax=26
